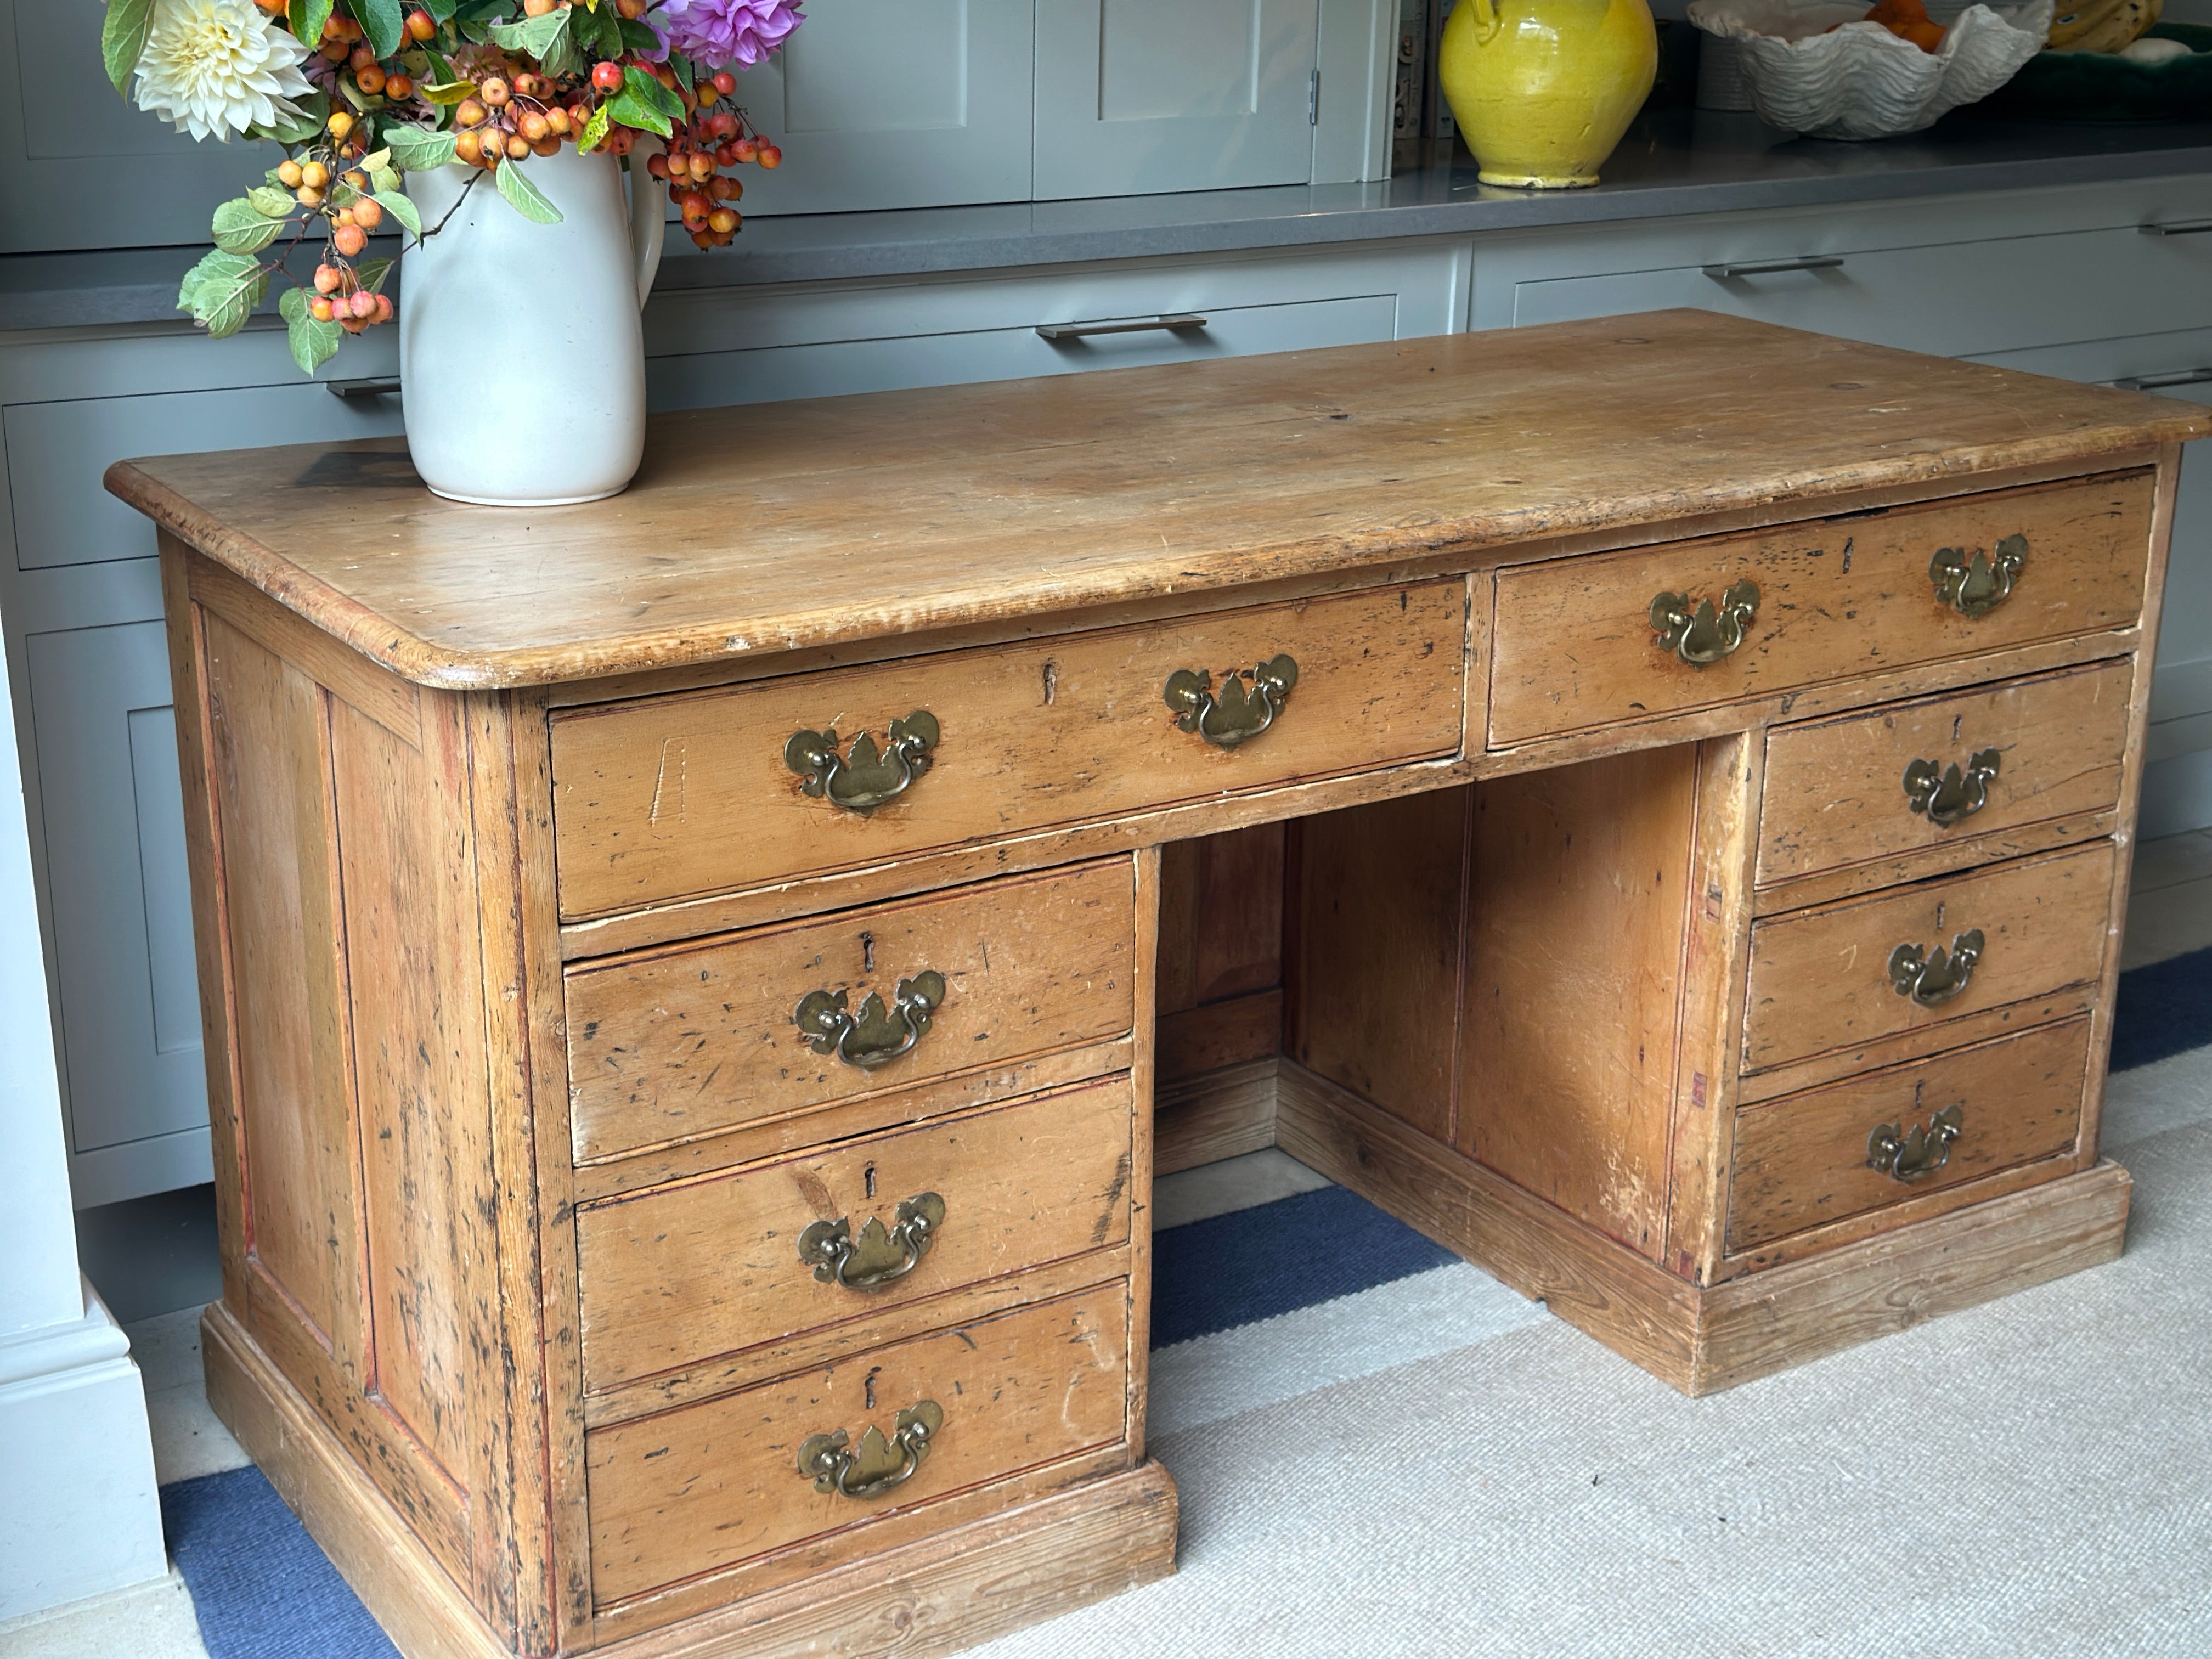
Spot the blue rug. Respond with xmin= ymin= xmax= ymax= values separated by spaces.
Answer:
xmin=160 ymin=946 xmax=2212 ymax=1658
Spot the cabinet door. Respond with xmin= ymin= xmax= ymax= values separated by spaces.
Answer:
xmin=724 ymin=0 xmax=1034 ymax=214
xmin=1034 ymin=0 xmax=1322 ymax=199
xmin=0 ymin=0 xmax=285 ymax=253
xmin=26 ymin=620 xmax=210 ymax=1206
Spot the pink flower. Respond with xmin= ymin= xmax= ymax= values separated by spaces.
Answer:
xmin=650 ymin=0 xmax=804 ymax=70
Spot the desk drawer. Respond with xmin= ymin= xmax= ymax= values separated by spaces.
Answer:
xmin=1728 ymin=1017 xmax=2090 ymax=1254
xmin=550 ymin=580 xmax=1465 ymax=918
xmin=565 ymin=859 xmax=1136 ymax=1164
xmin=584 ymin=1285 xmax=1129 ymax=1609
xmin=1757 ymin=659 xmax=2134 ymax=889
xmin=1741 ymin=842 xmax=2114 ymax=1074
xmin=575 ymin=1077 xmax=1133 ymax=1390
xmin=1488 ymin=472 xmax=2152 ymax=747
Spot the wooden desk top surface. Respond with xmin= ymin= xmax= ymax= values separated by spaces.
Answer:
xmin=107 ymin=309 xmax=2209 ymax=691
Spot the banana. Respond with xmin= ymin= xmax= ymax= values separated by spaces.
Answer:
xmin=2048 ymin=0 xmax=2161 ymax=49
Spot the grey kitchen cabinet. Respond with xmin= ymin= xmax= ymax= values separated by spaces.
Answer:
xmin=0 ymin=322 xmax=403 ymax=1207
xmin=729 ymin=0 xmax=1394 ymax=216
xmin=0 ymin=0 xmax=286 ymax=255
xmin=644 ymin=238 xmax=1469 ymax=408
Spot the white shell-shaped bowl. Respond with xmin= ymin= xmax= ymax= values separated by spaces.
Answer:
xmin=1686 ymin=0 xmax=2054 ymax=138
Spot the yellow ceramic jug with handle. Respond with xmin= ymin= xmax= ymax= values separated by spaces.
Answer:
xmin=1440 ymin=0 xmax=1658 ymax=189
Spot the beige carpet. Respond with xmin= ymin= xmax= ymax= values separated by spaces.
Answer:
xmin=978 ymin=1110 xmax=2212 ymax=1658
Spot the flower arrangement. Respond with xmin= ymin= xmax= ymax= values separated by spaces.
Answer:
xmin=100 ymin=1 xmax=803 ymax=374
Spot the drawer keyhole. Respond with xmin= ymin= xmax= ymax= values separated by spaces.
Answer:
xmin=864 ymin=1163 xmax=877 ymax=1200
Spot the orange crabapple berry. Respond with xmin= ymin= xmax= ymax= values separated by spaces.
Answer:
xmin=593 ymin=60 xmax=625 ymax=91
xmin=356 ymin=65 xmax=387 ymax=94
xmin=713 ymin=71 xmax=737 ymax=95
xmin=308 ymin=295 xmax=335 ymax=321
xmin=353 ymin=196 xmax=384 ymax=229
xmin=348 ymin=44 xmax=376 ymax=71
xmin=333 ymin=222 xmax=368 ymax=256
xmin=455 ymin=97 xmax=487 ymax=127
xmin=373 ymin=294 xmax=393 ymax=324
xmin=454 ymin=130 xmax=483 ymax=164
xmin=313 ymin=263 xmax=342 ymax=294
xmin=276 ymin=158 xmax=303 ymax=187
xmin=479 ymin=77 xmax=511 ymax=106
xmin=731 ymin=136 xmax=758 ymax=162
xmin=300 ymin=159 xmax=330 ymax=188
xmin=349 ymin=290 xmax=378 ymax=319
xmin=296 ymin=184 xmax=325 ymax=206
xmin=406 ymin=9 xmax=436 ymax=42
xmin=526 ymin=0 xmax=556 ymax=14
xmin=707 ymin=206 xmax=738 ymax=234
xmin=545 ymin=106 xmax=571 ymax=135
xmin=505 ymin=132 xmax=531 ymax=160
xmin=518 ymin=110 xmax=550 ymax=142
xmin=385 ymin=74 xmax=413 ymax=99
xmin=758 ymin=144 xmax=782 ymax=168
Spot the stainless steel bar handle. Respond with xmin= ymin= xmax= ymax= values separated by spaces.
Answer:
xmin=2111 ymin=368 xmax=2212 ymax=392
xmin=1701 ymin=256 xmax=1845 ymax=279
xmin=2141 ymin=220 xmax=2212 ymax=236
xmin=1036 ymin=313 xmax=1209 ymax=341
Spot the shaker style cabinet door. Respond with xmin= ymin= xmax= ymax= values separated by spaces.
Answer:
xmin=25 ymin=622 xmax=209 ymax=1206
xmin=1033 ymin=0 xmax=1323 ymax=199
xmin=0 ymin=0 xmax=285 ymax=252
xmin=725 ymin=0 xmax=1035 ymax=213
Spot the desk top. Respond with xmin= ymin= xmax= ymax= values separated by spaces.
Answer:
xmin=107 ymin=309 xmax=2209 ymax=691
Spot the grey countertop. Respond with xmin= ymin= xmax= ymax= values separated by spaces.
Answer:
xmin=8 ymin=108 xmax=2210 ymax=334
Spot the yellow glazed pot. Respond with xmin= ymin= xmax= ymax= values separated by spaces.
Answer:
xmin=1440 ymin=0 xmax=1658 ymax=189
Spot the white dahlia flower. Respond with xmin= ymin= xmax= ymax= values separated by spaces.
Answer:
xmin=132 ymin=0 xmax=314 ymax=142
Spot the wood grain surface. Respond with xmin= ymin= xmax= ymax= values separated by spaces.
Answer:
xmin=1489 ymin=471 xmax=2153 ymax=745
xmin=564 ymin=857 xmax=1136 ymax=1163
xmin=1728 ymin=1016 xmax=2091 ymax=1252
xmin=1741 ymin=840 xmax=2116 ymax=1071
xmin=106 ymin=312 xmax=2208 ymax=690
xmin=1757 ymin=657 xmax=2132 ymax=888
xmin=547 ymin=580 xmax=1463 ymax=917
xmin=574 ymin=1078 xmax=1133 ymax=1389
xmin=585 ymin=1285 xmax=1130 ymax=1607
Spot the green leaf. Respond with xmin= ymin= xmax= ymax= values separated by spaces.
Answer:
xmin=247 ymin=184 xmax=297 ymax=218
xmin=668 ymin=52 xmax=695 ymax=98
xmin=425 ymin=0 xmax=460 ymax=19
xmin=576 ymin=103 xmax=612 ymax=155
xmin=623 ymin=65 xmax=685 ymax=120
xmin=371 ymin=165 xmax=403 ymax=194
xmin=494 ymin=160 xmax=564 ymax=224
xmin=288 ymin=0 xmax=335 ymax=52
xmin=355 ymin=258 xmax=396 ymax=294
xmin=359 ymin=145 xmax=392 ymax=172
xmin=279 ymin=286 xmax=342 ymax=376
xmin=488 ymin=9 xmax=569 ymax=59
xmin=616 ymin=18 xmax=659 ymax=52
xmin=212 ymin=198 xmax=287 ymax=254
xmin=422 ymin=79 xmax=475 ymax=105
xmin=574 ymin=4 xmax=620 ymax=59
xmin=374 ymin=190 xmax=423 ymax=240
xmin=178 ymin=250 xmax=267 ymax=340
xmin=101 ymin=0 xmax=154 ymax=95
xmin=605 ymin=89 xmax=670 ymax=138
xmin=383 ymin=126 xmax=458 ymax=171
xmin=355 ymin=0 xmax=406 ymax=59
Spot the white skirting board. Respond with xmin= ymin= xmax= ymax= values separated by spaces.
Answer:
xmin=2142 ymin=747 xmax=2212 ymax=841
xmin=0 ymin=1281 xmax=166 ymax=1619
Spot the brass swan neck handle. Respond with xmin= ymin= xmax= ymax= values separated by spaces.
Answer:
xmin=794 ymin=970 xmax=947 ymax=1071
xmin=1650 ymin=580 xmax=1759 ymax=667
xmin=1903 ymin=748 xmax=2001 ymax=828
xmin=1164 ymin=654 xmax=1299 ymax=748
xmin=786 ymin=711 xmax=940 ymax=814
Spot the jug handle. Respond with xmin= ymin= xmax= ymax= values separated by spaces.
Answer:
xmin=1468 ymin=0 xmax=1500 ymax=39
xmin=627 ymin=138 xmax=667 ymax=310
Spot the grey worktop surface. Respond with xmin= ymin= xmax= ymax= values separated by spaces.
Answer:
xmin=7 ymin=108 xmax=2210 ymax=334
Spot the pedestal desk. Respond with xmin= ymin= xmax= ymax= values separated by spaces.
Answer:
xmin=109 ymin=311 xmax=2207 ymax=1659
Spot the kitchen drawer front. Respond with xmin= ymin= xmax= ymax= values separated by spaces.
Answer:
xmin=584 ymin=1285 xmax=1130 ymax=1609
xmin=1488 ymin=472 xmax=2153 ymax=747
xmin=565 ymin=859 xmax=1136 ymax=1163
xmin=1728 ymin=1017 xmax=2090 ymax=1254
xmin=551 ymin=580 xmax=1465 ymax=918
xmin=1741 ymin=842 xmax=2114 ymax=1074
xmin=1504 ymin=224 xmax=2212 ymax=362
xmin=1757 ymin=659 xmax=2134 ymax=889
xmin=575 ymin=1077 xmax=1133 ymax=1390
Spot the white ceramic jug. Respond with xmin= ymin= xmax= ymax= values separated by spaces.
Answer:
xmin=401 ymin=145 xmax=665 ymax=506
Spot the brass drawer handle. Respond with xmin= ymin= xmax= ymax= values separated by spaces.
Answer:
xmin=1649 ymin=581 xmax=1759 ymax=667
xmin=785 ymin=712 xmax=940 ymax=815
xmin=798 ymin=1192 xmax=946 ymax=1291
xmin=794 ymin=971 xmax=947 ymax=1071
xmin=1163 ymin=654 xmax=1299 ymax=748
xmin=1887 ymin=928 xmax=1984 ymax=1007
xmin=1867 ymin=1103 xmax=1964 ymax=1183
xmin=798 ymin=1400 xmax=943 ymax=1500
xmin=1929 ymin=534 xmax=2025 ymax=618
xmin=1902 ymin=748 xmax=2001 ymax=828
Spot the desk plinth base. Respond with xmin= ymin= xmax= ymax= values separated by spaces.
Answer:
xmin=201 ymin=1302 xmax=1178 ymax=1659
xmin=1273 ymin=1062 xmax=2132 ymax=1397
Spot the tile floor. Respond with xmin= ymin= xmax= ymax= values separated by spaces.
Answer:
xmin=13 ymin=830 xmax=2212 ymax=1659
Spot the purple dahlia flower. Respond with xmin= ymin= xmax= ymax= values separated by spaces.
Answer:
xmin=651 ymin=0 xmax=805 ymax=70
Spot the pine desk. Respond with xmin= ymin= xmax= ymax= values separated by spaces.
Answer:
xmin=110 ymin=311 xmax=2208 ymax=1659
